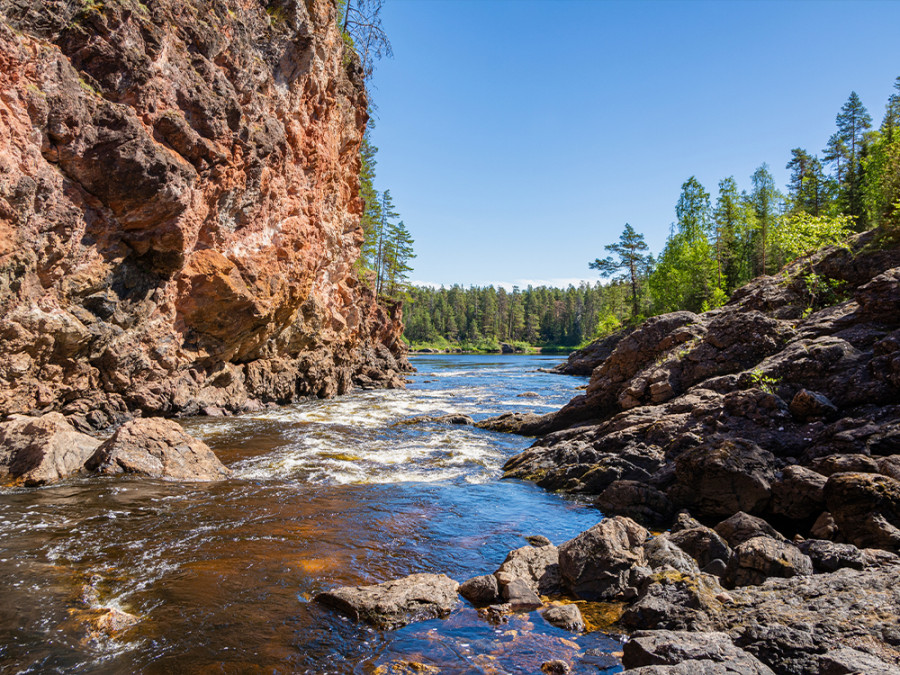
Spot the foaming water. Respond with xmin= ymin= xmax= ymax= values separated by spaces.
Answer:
xmin=0 ymin=355 xmax=622 ymax=673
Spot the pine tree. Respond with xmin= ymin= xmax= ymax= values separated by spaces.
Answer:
xmin=382 ymin=220 xmax=416 ymax=297
xmin=836 ymin=91 xmax=873 ymax=166
xmin=589 ymin=223 xmax=651 ymax=318
xmin=786 ymin=148 xmax=828 ymax=216
xmin=713 ymin=177 xmax=741 ymax=290
xmin=374 ymin=190 xmax=399 ymax=295
xmin=749 ymin=164 xmax=781 ymax=275
xmin=826 ymin=92 xmax=873 ymax=227
xmin=881 ymin=76 xmax=900 ymax=141
xmin=358 ymin=129 xmax=382 ymax=270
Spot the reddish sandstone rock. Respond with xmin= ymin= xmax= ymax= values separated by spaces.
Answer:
xmin=0 ymin=0 xmax=409 ymax=425
xmin=0 ymin=412 xmax=101 ymax=486
xmin=86 ymin=418 xmax=230 ymax=481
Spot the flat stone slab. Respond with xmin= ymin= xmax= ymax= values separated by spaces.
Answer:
xmin=315 ymin=573 xmax=459 ymax=629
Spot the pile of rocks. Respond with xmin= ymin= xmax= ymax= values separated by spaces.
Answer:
xmin=0 ymin=413 xmax=230 ymax=485
xmin=317 ymin=513 xmax=900 ymax=672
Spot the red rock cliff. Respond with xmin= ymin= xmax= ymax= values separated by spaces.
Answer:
xmin=0 ymin=0 xmax=410 ymax=428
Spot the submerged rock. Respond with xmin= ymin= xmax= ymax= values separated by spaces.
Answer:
xmin=315 ymin=573 xmax=459 ymax=629
xmin=540 ymin=604 xmax=585 ymax=632
xmin=85 ymin=418 xmax=230 ymax=481
xmin=0 ymin=413 xmax=101 ymax=486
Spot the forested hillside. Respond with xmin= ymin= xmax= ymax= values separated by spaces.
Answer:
xmin=404 ymin=77 xmax=900 ymax=351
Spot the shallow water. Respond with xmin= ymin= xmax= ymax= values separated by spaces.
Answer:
xmin=0 ymin=355 xmax=623 ymax=673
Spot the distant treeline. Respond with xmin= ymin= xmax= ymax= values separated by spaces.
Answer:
xmin=404 ymin=76 xmax=900 ymax=350
xmin=403 ymin=282 xmax=633 ymax=349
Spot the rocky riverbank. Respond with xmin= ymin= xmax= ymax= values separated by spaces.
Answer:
xmin=439 ymin=226 xmax=900 ymax=672
xmin=0 ymin=0 xmax=410 ymax=431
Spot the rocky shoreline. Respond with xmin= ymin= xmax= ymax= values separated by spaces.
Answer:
xmin=316 ymin=228 xmax=900 ymax=673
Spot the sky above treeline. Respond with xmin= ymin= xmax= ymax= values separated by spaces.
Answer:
xmin=366 ymin=0 xmax=900 ymax=290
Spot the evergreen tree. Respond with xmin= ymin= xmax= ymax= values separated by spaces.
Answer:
xmin=358 ymin=129 xmax=382 ymax=270
xmin=826 ymin=92 xmax=873 ymax=227
xmin=836 ymin=91 xmax=873 ymax=165
xmin=786 ymin=149 xmax=828 ymax=216
xmin=374 ymin=190 xmax=399 ymax=295
xmin=589 ymin=223 xmax=652 ymax=317
xmin=749 ymin=164 xmax=781 ymax=275
xmin=881 ymin=76 xmax=900 ymax=141
xmin=382 ymin=220 xmax=416 ymax=297
xmin=713 ymin=177 xmax=744 ymax=291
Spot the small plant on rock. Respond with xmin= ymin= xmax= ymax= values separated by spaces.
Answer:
xmin=749 ymin=368 xmax=778 ymax=394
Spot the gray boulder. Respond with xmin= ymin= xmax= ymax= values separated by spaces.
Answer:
xmin=623 ymin=630 xmax=774 ymax=674
xmin=644 ymin=534 xmax=700 ymax=575
xmin=818 ymin=647 xmax=898 ymax=675
xmin=540 ymin=604 xmax=584 ymax=632
xmin=494 ymin=542 xmax=561 ymax=596
xmin=558 ymin=516 xmax=647 ymax=600
xmin=459 ymin=574 xmax=499 ymax=606
xmin=315 ymin=573 xmax=459 ymax=629
xmin=714 ymin=512 xmax=784 ymax=548
xmin=724 ymin=537 xmax=813 ymax=587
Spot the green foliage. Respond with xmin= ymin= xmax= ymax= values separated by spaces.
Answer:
xmin=403 ymin=282 xmax=630 ymax=350
xmin=801 ymin=272 xmax=848 ymax=308
xmin=749 ymin=369 xmax=778 ymax=394
xmin=772 ymin=212 xmax=855 ymax=262
xmin=589 ymin=223 xmax=652 ymax=318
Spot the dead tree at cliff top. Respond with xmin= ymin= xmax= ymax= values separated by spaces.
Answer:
xmin=341 ymin=0 xmax=393 ymax=78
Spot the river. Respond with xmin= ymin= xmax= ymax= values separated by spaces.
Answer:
xmin=0 ymin=355 xmax=623 ymax=674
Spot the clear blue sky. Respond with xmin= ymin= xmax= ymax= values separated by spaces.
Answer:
xmin=366 ymin=0 xmax=900 ymax=289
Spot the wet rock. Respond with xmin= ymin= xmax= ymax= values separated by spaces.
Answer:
xmin=540 ymin=660 xmax=571 ymax=674
xmin=85 ymin=418 xmax=230 ymax=481
xmin=669 ymin=440 xmax=775 ymax=519
xmin=644 ymin=535 xmax=700 ymax=575
xmin=824 ymin=473 xmax=900 ymax=551
xmin=723 ymin=537 xmax=813 ymax=587
xmin=669 ymin=523 xmax=732 ymax=570
xmin=476 ymin=412 xmax=551 ymax=436
xmin=86 ymin=607 xmax=140 ymax=638
xmin=818 ymin=648 xmax=898 ymax=675
xmin=526 ymin=535 xmax=552 ymax=547
xmin=810 ymin=453 xmax=880 ymax=476
xmin=517 ymin=391 xmax=541 ymax=398
xmin=713 ymin=512 xmax=784 ymax=548
xmin=494 ymin=543 xmax=561 ymax=596
xmin=500 ymin=577 xmax=543 ymax=611
xmin=434 ymin=414 xmax=474 ymax=425
xmin=770 ymin=465 xmax=826 ymax=520
xmin=558 ymin=516 xmax=647 ymax=600
xmin=796 ymin=539 xmax=866 ymax=572
xmin=459 ymin=574 xmax=499 ymax=607
xmin=621 ymin=572 xmax=726 ymax=631
xmin=788 ymin=389 xmax=837 ymax=421
xmin=0 ymin=413 xmax=101 ymax=486
xmin=596 ymin=480 xmax=674 ymax=528
xmin=540 ymin=604 xmax=585 ymax=632
xmin=623 ymin=630 xmax=775 ymax=674
xmin=314 ymin=573 xmax=459 ymax=629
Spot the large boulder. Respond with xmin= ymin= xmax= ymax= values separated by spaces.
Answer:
xmin=796 ymin=540 xmax=867 ymax=573
xmin=596 ymin=480 xmax=674 ymax=527
xmin=644 ymin=535 xmax=700 ymax=575
xmin=540 ymin=604 xmax=584 ymax=632
xmin=713 ymin=512 xmax=784 ymax=548
xmin=669 ymin=521 xmax=732 ymax=570
xmin=85 ymin=418 xmax=231 ymax=481
xmin=818 ymin=647 xmax=899 ymax=675
xmin=0 ymin=413 xmax=101 ymax=486
xmin=770 ymin=465 xmax=826 ymax=520
xmin=824 ymin=473 xmax=900 ymax=551
xmin=314 ymin=574 xmax=459 ymax=629
xmin=623 ymin=630 xmax=775 ymax=675
xmin=558 ymin=516 xmax=647 ymax=600
xmin=494 ymin=542 xmax=561 ymax=596
xmin=621 ymin=573 xmax=727 ymax=632
xmin=669 ymin=440 xmax=775 ymax=518
xmin=724 ymin=537 xmax=813 ymax=587
xmin=458 ymin=574 xmax=499 ymax=607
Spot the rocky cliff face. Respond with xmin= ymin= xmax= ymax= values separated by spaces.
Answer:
xmin=0 ymin=0 xmax=409 ymax=429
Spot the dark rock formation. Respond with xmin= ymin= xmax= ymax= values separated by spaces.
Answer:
xmin=623 ymin=630 xmax=775 ymax=675
xmin=0 ymin=412 xmax=100 ymax=485
xmin=540 ymin=604 xmax=584 ymax=632
xmin=723 ymin=536 xmax=813 ymax=587
xmin=558 ymin=516 xmax=647 ymax=600
xmin=86 ymin=417 xmax=230 ymax=480
xmin=0 ymin=0 xmax=409 ymax=428
xmin=494 ymin=542 xmax=561 ymax=597
xmin=314 ymin=573 xmax=459 ymax=629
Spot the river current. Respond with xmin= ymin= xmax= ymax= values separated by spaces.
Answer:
xmin=0 ymin=355 xmax=623 ymax=673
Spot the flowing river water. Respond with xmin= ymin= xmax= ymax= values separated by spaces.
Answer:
xmin=0 ymin=355 xmax=624 ymax=674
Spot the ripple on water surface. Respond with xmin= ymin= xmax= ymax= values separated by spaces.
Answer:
xmin=0 ymin=355 xmax=621 ymax=673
